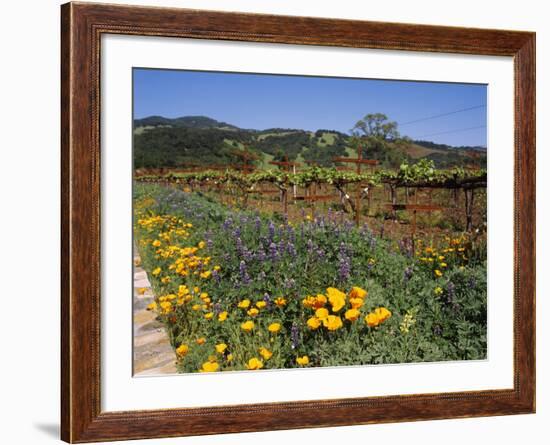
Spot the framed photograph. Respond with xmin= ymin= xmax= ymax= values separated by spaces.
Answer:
xmin=61 ymin=2 xmax=535 ymax=442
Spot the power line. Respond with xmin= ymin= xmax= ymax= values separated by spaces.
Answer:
xmin=415 ymin=125 xmax=487 ymax=139
xmin=399 ymin=104 xmax=487 ymax=126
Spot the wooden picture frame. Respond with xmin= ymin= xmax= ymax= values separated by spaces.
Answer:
xmin=61 ymin=2 xmax=535 ymax=442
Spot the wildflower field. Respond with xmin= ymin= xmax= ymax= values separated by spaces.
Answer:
xmin=134 ymin=183 xmax=487 ymax=373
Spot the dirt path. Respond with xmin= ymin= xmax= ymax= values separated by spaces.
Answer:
xmin=133 ymin=248 xmax=177 ymax=376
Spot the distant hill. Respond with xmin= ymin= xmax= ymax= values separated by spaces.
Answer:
xmin=413 ymin=139 xmax=487 ymax=153
xmin=134 ymin=115 xmax=240 ymax=130
xmin=133 ymin=115 xmax=487 ymax=170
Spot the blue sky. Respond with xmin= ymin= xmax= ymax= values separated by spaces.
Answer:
xmin=133 ymin=68 xmax=487 ymax=147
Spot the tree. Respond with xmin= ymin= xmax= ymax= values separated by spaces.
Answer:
xmin=351 ymin=113 xmax=399 ymax=140
xmin=349 ymin=113 xmax=412 ymax=168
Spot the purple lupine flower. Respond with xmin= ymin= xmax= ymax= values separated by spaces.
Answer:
xmin=206 ymin=231 xmax=214 ymax=250
xmin=239 ymin=260 xmax=251 ymax=285
xmin=316 ymin=248 xmax=325 ymax=260
xmin=446 ymin=281 xmax=456 ymax=304
xmin=256 ymin=270 xmax=266 ymax=282
xmin=278 ymin=240 xmax=286 ymax=256
xmin=235 ymin=237 xmax=244 ymax=256
xmin=233 ymin=227 xmax=241 ymax=238
xmin=256 ymin=248 xmax=266 ymax=262
xmin=263 ymin=293 xmax=272 ymax=309
xmin=222 ymin=217 xmax=233 ymax=231
xmin=291 ymin=323 xmax=300 ymax=349
xmin=243 ymin=247 xmax=253 ymax=262
xmin=269 ymin=242 xmax=278 ymax=261
xmin=403 ymin=266 xmax=414 ymax=282
xmin=338 ymin=242 xmax=351 ymax=282
xmin=212 ymin=302 xmax=222 ymax=316
xmin=268 ymin=220 xmax=275 ymax=241
xmin=400 ymin=238 xmax=414 ymax=257
xmin=284 ymin=278 xmax=296 ymax=289
xmin=212 ymin=269 xmax=221 ymax=284
xmin=287 ymin=225 xmax=296 ymax=243
xmin=369 ymin=235 xmax=377 ymax=250
xmin=339 ymin=256 xmax=351 ymax=281
xmin=287 ymin=241 xmax=297 ymax=257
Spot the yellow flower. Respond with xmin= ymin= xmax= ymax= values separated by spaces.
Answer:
xmin=218 ymin=311 xmax=228 ymax=322
xmin=326 ymin=287 xmax=346 ymax=312
xmin=152 ymin=267 xmax=161 ymax=276
xmin=302 ymin=294 xmax=327 ymax=309
xmin=307 ymin=316 xmax=321 ymax=330
xmin=365 ymin=307 xmax=392 ymax=327
xmin=323 ymin=315 xmax=343 ymax=331
xmin=146 ymin=301 xmax=157 ymax=311
xmin=365 ymin=312 xmax=380 ymax=327
xmin=374 ymin=307 xmax=392 ymax=322
xmin=200 ymin=361 xmax=219 ymax=372
xmin=440 ymin=262 xmax=447 ymax=268
xmin=200 ymin=270 xmax=212 ymax=279
xmin=256 ymin=301 xmax=267 ymax=309
xmin=198 ymin=241 xmax=206 ymax=249
xmin=196 ymin=337 xmax=206 ymax=345
xmin=345 ymin=308 xmax=360 ymax=322
xmin=241 ymin=320 xmax=255 ymax=332
xmin=177 ymin=285 xmax=189 ymax=297
xmin=137 ymin=287 xmax=147 ymax=295
xmin=238 ymin=299 xmax=251 ymax=309
xmin=274 ymin=297 xmax=287 ymax=307
xmin=315 ymin=307 xmax=329 ymax=320
xmin=268 ymin=323 xmax=281 ymax=334
xmin=176 ymin=344 xmax=189 ymax=357
xmin=247 ymin=308 xmax=259 ymax=317
xmin=349 ymin=297 xmax=364 ymax=309
xmin=259 ymin=347 xmax=273 ymax=360
xmin=192 ymin=304 xmax=201 ymax=311
xmin=434 ymin=269 xmax=443 ymax=277
xmin=314 ymin=294 xmax=328 ymax=308
xmin=226 ymin=354 xmax=233 ymax=362
xmin=152 ymin=240 xmax=161 ymax=247
xmin=349 ymin=287 xmax=367 ymax=299
xmin=296 ymin=355 xmax=309 ymax=366
xmin=246 ymin=357 xmax=264 ymax=370
xmin=159 ymin=301 xmax=172 ymax=313
xmin=434 ymin=287 xmax=443 ymax=296
xmin=204 ymin=312 xmax=214 ymax=320
xmin=215 ymin=343 xmax=227 ymax=354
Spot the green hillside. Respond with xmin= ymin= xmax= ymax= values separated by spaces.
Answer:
xmin=133 ymin=115 xmax=486 ymax=170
